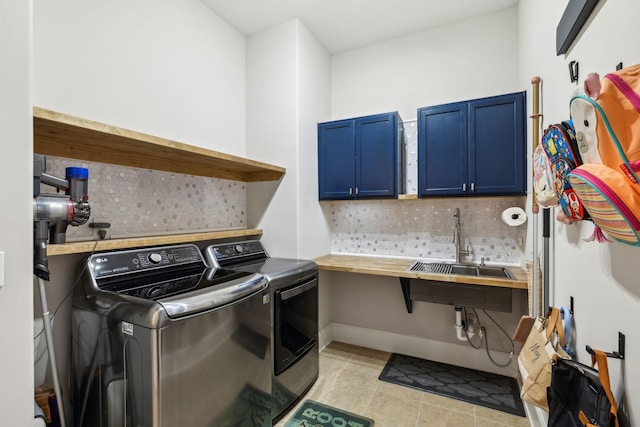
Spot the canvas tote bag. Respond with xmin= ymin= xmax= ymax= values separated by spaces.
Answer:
xmin=518 ymin=307 xmax=570 ymax=411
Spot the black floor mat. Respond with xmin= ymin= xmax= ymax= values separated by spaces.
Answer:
xmin=379 ymin=353 xmax=525 ymax=417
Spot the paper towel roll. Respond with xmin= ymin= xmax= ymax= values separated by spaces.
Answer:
xmin=501 ymin=207 xmax=527 ymax=226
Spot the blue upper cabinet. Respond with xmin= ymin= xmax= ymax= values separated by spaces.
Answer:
xmin=318 ymin=119 xmax=355 ymax=199
xmin=318 ymin=112 xmax=403 ymax=200
xmin=418 ymin=92 xmax=526 ymax=197
xmin=417 ymin=102 xmax=468 ymax=196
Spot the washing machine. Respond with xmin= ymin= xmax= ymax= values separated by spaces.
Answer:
xmin=72 ymin=243 xmax=272 ymax=427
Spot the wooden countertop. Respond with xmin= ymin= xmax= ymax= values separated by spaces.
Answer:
xmin=314 ymin=254 xmax=528 ymax=290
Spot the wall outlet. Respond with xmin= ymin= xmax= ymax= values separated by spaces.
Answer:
xmin=89 ymin=220 xmax=111 ymax=240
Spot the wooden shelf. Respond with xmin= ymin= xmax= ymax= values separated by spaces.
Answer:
xmin=398 ymin=194 xmax=418 ymax=200
xmin=47 ymin=228 xmax=263 ymax=256
xmin=33 ymin=107 xmax=285 ymax=182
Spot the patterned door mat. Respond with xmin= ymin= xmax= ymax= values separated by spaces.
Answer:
xmin=379 ymin=353 xmax=525 ymax=417
xmin=285 ymin=400 xmax=374 ymax=427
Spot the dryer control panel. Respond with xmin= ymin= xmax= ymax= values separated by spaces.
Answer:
xmin=205 ymin=240 xmax=268 ymax=267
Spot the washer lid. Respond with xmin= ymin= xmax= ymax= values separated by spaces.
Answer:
xmin=233 ymin=257 xmax=318 ymax=287
xmin=157 ymin=270 xmax=267 ymax=318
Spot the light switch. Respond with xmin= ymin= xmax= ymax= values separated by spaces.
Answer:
xmin=0 ymin=251 xmax=4 ymax=288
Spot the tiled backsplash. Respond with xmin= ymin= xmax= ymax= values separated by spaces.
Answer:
xmin=42 ymin=157 xmax=247 ymax=241
xmin=329 ymin=198 xmax=526 ymax=265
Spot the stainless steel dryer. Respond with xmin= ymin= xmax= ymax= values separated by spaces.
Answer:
xmin=72 ymin=244 xmax=271 ymax=427
xmin=205 ymin=240 xmax=319 ymax=422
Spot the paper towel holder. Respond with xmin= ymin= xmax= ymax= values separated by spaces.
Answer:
xmin=501 ymin=207 xmax=527 ymax=226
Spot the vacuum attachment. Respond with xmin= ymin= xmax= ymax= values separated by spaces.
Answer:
xmin=33 ymin=155 xmax=90 ymax=280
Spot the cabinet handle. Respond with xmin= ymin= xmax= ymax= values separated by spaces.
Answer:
xmin=349 ymin=187 xmax=353 ymax=196
xmin=462 ymin=183 xmax=467 ymax=192
xmin=355 ymin=187 xmax=359 ymax=195
xmin=471 ymin=182 xmax=475 ymax=192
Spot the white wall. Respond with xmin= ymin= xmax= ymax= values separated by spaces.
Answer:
xmin=519 ymin=1 xmax=639 ymax=423
xmin=246 ymin=20 xmax=332 ymax=259
xmin=295 ymin=23 xmax=332 ymax=260
xmin=0 ymin=0 xmax=34 ymax=425
xmin=246 ymin=21 xmax=299 ymax=256
xmin=323 ymin=7 xmax=523 ymax=377
xmin=331 ymin=7 xmax=519 ymax=121
xmin=34 ymin=0 xmax=247 ymax=156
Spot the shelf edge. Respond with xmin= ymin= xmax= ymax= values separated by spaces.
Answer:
xmin=47 ymin=229 xmax=263 ymax=256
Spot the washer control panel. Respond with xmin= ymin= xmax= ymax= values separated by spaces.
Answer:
xmin=89 ymin=244 xmax=204 ymax=279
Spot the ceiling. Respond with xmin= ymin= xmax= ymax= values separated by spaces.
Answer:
xmin=201 ymin=0 xmax=519 ymax=54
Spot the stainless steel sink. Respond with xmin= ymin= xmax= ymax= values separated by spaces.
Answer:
xmin=409 ymin=261 xmax=514 ymax=279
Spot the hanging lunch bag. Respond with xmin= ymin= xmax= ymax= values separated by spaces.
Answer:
xmin=541 ymin=121 xmax=588 ymax=221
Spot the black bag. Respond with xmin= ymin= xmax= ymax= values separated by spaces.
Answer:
xmin=547 ymin=349 xmax=619 ymax=427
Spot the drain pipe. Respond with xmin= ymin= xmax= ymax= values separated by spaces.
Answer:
xmin=454 ymin=306 xmax=466 ymax=341
xmin=454 ymin=306 xmax=477 ymax=341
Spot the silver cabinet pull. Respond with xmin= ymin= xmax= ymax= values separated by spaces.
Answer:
xmin=462 ymin=183 xmax=467 ymax=192
xmin=349 ymin=187 xmax=353 ymax=195
xmin=471 ymin=182 xmax=475 ymax=192
xmin=355 ymin=187 xmax=359 ymax=195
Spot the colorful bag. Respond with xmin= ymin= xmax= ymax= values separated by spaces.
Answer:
xmin=570 ymin=64 xmax=640 ymax=177
xmin=533 ymin=143 xmax=559 ymax=207
xmin=541 ymin=121 xmax=588 ymax=220
xmin=568 ymin=64 xmax=640 ymax=245
xmin=568 ymin=164 xmax=640 ymax=244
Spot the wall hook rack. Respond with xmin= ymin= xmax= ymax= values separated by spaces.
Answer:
xmin=586 ymin=332 xmax=625 ymax=360
xmin=569 ymin=61 xmax=579 ymax=83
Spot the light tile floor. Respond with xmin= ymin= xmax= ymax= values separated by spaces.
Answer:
xmin=275 ymin=341 xmax=530 ymax=427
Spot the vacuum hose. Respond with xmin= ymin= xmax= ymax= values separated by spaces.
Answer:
xmin=37 ymin=276 xmax=67 ymax=427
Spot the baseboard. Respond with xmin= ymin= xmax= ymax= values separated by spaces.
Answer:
xmin=523 ymin=401 xmax=548 ymax=427
xmin=329 ymin=322 xmax=520 ymax=378
xmin=318 ymin=322 xmax=334 ymax=352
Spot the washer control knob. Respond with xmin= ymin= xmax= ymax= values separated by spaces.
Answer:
xmin=148 ymin=253 xmax=162 ymax=264
xmin=234 ymin=245 xmax=244 ymax=254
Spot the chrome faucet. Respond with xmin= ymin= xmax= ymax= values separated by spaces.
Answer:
xmin=453 ymin=208 xmax=470 ymax=263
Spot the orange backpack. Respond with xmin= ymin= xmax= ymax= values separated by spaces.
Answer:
xmin=568 ymin=64 xmax=640 ymax=245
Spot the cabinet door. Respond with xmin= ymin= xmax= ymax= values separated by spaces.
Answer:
xmin=356 ymin=113 xmax=400 ymax=198
xmin=318 ymin=119 xmax=355 ymax=200
xmin=418 ymin=103 xmax=468 ymax=197
xmin=468 ymin=92 xmax=526 ymax=195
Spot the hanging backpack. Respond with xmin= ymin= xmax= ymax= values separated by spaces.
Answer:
xmin=533 ymin=143 xmax=559 ymax=207
xmin=540 ymin=121 xmax=588 ymax=221
xmin=567 ymin=64 xmax=640 ymax=245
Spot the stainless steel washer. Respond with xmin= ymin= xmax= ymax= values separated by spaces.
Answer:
xmin=72 ymin=244 xmax=271 ymax=427
xmin=205 ymin=240 xmax=319 ymax=423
